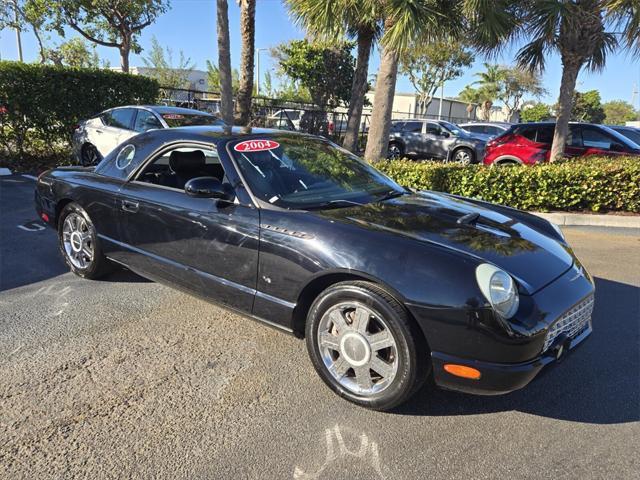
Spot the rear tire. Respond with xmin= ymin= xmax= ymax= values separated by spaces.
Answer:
xmin=58 ymin=202 xmax=113 ymax=279
xmin=305 ymin=281 xmax=429 ymax=410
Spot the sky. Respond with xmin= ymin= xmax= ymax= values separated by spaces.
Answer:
xmin=1 ymin=0 xmax=639 ymax=108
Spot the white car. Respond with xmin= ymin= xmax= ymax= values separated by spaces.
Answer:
xmin=458 ymin=122 xmax=512 ymax=141
xmin=73 ymin=106 xmax=226 ymax=165
xmin=266 ymin=109 xmax=302 ymax=131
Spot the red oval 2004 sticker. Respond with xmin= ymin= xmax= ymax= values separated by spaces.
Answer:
xmin=233 ymin=139 xmax=280 ymax=152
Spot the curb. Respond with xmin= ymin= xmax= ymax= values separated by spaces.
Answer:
xmin=533 ymin=212 xmax=640 ymax=229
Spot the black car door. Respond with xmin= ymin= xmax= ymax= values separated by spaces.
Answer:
xmin=116 ymin=145 xmax=260 ymax=313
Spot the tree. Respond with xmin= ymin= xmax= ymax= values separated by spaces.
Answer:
xmin=0 ymin=0 xmax=50 ymax=63
xmin=569 ymin=90 xmax=606 ymax=123
xmin=142 ymin=36 xmax=194 ymax=89
xmin=206 ymin=60 xmax=240 ymax=94
xmin=47 ymin=37 xmax=100 ymax=68
xmin=262 ymin=70 xmax=274 ymax=98
xmin=603 ymin=100 xmax=639 ymax=124
xmin=274 ymin=40 xmax=355 ymax=109
xmin=399 ymin=40 xmax=473 ymax=113
xmin=235 ymin=0 xmax=256 ymax=125
xmin=497 ymin=67 xmax=547 ymax=120
xmin=520 ymin=102 xmax=552 ymax=122
xmin=287 ymin=0 xmax=382 ymax=152
xmin=515 ymin=0 xmax=638 ymax=161
xmin=50 ymin=0 xmax=169 ymax=73
xmin=458 ymin=85 xmax=496 ymax=121
xmin=216 ymin=0 xmax=234 ymax=125
xmin=364 ymin=1 xmax=517 ymax=161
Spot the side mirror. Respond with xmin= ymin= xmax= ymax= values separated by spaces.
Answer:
xmin=185 ymin=176 xmax=234 ymax=201
xmin=610 ymin=142 xmax=626 ymax=153
xmin=441 ymin=131 xmax=450 ymax=138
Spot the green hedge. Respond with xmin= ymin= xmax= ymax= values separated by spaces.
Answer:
xmin=377 ymin=157 xmax=640 ymax=213
xmin=0 ymin=61 xmax=159 ymax=159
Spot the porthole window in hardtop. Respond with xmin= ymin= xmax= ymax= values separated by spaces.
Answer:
xmin=116 ymin=144 xmax=136 ymax=170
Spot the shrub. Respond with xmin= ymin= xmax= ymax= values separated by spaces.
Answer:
xmin=376 ymin=157 xmax=640 ymax=213
xmin=0 ymin=61 xmax=159 ymax=161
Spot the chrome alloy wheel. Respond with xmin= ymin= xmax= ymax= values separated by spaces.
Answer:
xmin=387 ymin=144 xmax=401 ymax=159
xmin=317 ymin=302 xmax=399 ymax=396
xmin=453 ymin=149 xmax=472 ymax=164
xmin=62 ymin=212 xmax=94 ymax=269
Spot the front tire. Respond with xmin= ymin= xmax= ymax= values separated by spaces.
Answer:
xmin=305 ymin=281 xmax=429 ymax=410
xmin=58 ymin=203 xmax=113 ymax=279
xmin=450 ymin=147 xmax=474 ymax=165
xmin=387 ymin=142 xmax=404 ymax=160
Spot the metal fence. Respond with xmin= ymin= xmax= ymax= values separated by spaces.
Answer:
xmin=158 ymin=86 xmax=476 ymax=150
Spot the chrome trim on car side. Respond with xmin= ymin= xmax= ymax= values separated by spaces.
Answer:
xmin=99 ymin=234 xmax=296 ymax=310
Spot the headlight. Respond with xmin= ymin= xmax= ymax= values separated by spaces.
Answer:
xmin=475 ymin=264 xmax=520 ymax=319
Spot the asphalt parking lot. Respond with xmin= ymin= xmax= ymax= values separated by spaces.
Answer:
xmin=1 ymin=175 xmax=639 ymax=479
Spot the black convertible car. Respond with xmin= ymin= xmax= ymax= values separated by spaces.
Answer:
xmin=35 ymin=126 xmax=595 ymax=410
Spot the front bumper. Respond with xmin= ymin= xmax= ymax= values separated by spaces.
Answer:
xmin=431 ymin=320 xmax=592 ymax=395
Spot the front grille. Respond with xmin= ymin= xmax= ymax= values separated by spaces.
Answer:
xmin=543 ymin=295 xmax=594 ymax=352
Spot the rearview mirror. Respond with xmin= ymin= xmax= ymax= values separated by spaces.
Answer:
xmin=185 ymin=176 xmax=234 ymax=201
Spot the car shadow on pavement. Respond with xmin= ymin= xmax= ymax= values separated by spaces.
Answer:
xmin=394 ymin=277 xmax=640 ymax=425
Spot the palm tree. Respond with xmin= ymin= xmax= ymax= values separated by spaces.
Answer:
xmin=235 ymin=0 xmax=256 ymax=126
xmin=515 ymin=0 xmax=636 ymax=161
xmin=364 ymin=1 xmax=517 ymax=161
xmin=287 ymin=0 xmax=382 ymax=153
xmin=216 ymin=0 xmax=234 ymax=125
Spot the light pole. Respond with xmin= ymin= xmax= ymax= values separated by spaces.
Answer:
xmin=255 ymin=48 xmax=269 ymax=96
xmin=11 ymin=0 xmax=23 ymax=62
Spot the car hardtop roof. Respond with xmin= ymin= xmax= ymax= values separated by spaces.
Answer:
xmin=517 ymin=121 xmax=611 ymax=127
xmin=144 ymin=125 xmax=310 ymax=142
xmin=110 ymin=105 xmax=216 ymax=116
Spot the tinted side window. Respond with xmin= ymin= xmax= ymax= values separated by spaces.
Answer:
xmin=486 ymin=126 xmax=501 ymax=135
xmin=536 ymin=126 xmax=554 ymax=144
xmin=404 ymin=121 xmax=423 ymax=133
xmin=108 ymin=108 xmax=135 ymax=129
xmin=425 ymin=122 xmax=441 ymax=135
xmin=390 ymin=122 xmax=405 ymax=132
xmin=581 ymin=127 xmax=613 ymax=149
xmin=516 ymin=126 xmax=537 ymax=141
xmin=465 ymin=125 xmax=481 ymax=133
xmin=134 ymin=110 xmax=162 ymax=132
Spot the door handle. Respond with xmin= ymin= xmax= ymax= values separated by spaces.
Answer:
xmin=95 ymin=129 xmax=103 ymax=134
xmin=121 ymin=200 xmax=139 ymax=213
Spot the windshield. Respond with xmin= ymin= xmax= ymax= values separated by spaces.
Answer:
xmin=161 ymin=113 xmax=226 ymax=128
xmin=438 ymin=120 xmax=470 ymax=138
xmin=230 ymin=136 xmax=404 ymax=209
xmin=612 ymin=127 xmax=640 ymax=147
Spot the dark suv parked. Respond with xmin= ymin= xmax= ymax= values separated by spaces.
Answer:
xmin=388 ymin=119 xmax=486 ymax=164
xmin=484 ymin=122 xmax=640 ymax=165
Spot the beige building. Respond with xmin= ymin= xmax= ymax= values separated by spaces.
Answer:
xmin=362 ymin=91 xmax=475 ymax=122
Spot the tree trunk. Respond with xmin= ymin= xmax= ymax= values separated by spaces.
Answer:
xmin=364 ymin=29 xmax=399 ymax=162
xmin=235 ymin=0 xmax=256 ymax=126
xmin=216 ymin=0 xmax=234 ymax=124
xmin=120 ymin=40 xmax=130 ymax=73
xmin=550 ymin=60 xmax=580 ymax=162
xmin=343 ymin=27 xmax=374 ymax=153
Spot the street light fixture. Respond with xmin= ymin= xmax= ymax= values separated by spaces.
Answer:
xmin=256 ymin=48 xmax=269 ymax=96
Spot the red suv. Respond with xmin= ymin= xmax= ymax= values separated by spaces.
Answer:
xmin=484 ymin=122 xmax=640 ymax=165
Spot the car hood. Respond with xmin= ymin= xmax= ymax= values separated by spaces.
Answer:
xmin=317 ymin=191 xmax=574 ymax=294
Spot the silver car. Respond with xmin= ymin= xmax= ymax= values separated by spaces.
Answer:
xmin=388 ymin=119 xmax=486 ymax=164
xmin=73 ymin=106 xmax=226 ymax=165
xmin=459 ymin=122 xmax=512 ymax=141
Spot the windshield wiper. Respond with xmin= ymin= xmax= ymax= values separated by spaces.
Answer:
xmin=305 ymin=199 xmax=365 ymax=210
xmin=376 ymin=189 xmax=406 ymax=202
